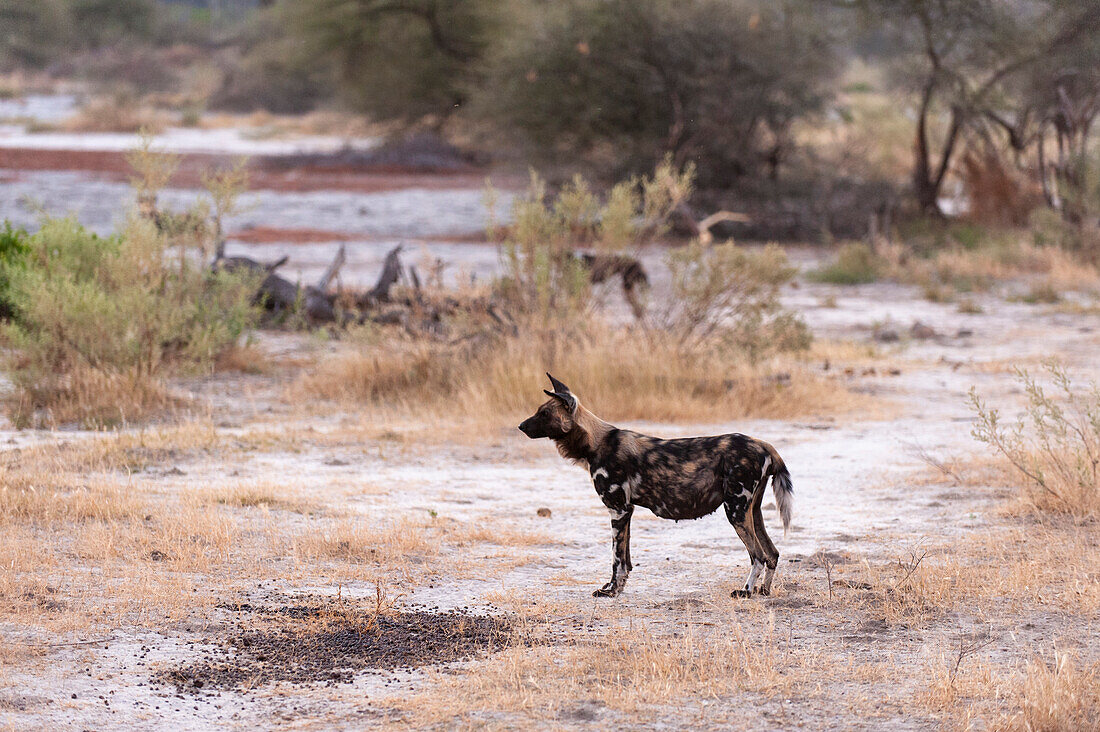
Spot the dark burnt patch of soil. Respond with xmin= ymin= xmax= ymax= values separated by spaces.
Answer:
xmin=156 ymin=600 xmax=515 ymax=691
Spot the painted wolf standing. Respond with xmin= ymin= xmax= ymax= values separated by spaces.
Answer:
xmin=519 ymin=374 xmax=793 ymax=598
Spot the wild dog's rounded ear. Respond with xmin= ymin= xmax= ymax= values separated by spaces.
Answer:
xmin=544 ymin=389 xmax=578 ymax=414
xmin=546 ymin=372 xmax=572 ymax=395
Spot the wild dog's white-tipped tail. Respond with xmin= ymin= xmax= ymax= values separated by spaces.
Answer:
xmin=764 ymin=445 xmax=793 ymax=534
xmin=772 ymin=465 xmax=793 ymax=534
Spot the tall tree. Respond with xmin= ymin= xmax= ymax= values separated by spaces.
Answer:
xmin=477 ymin=0 xmax=839 ymax=185
xmin=280 ymin=0 xmax=501 ymax=122
xmin=859 ymin=0 xmax=1046 ymax=215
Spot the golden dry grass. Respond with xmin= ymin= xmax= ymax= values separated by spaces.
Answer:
xmin=291 ymin=328 xmax=869 ymax=425
xmin=60 ymin=97 xmax=172 ymax=134
xmin=996 ymin=653 xmax=1100 ymax=731
xmin=874 ymin=235 xmax=1100 ymax=297
xmin=385 ymin=612 xmax=790 ymax=726
xmin=9 ymin=365 xmax=184 ymax=429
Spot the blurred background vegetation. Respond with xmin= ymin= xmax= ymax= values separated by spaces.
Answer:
xmin=1 ymin=0 xmax=1098 ymax=251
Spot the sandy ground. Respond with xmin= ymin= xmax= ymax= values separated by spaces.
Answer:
xmin=1 ymin=269 xmax=1096 ymax=729
xmin=1 ymin=122 xmax=1099 ymax=729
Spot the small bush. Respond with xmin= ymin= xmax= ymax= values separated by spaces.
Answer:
xmin=808 ymin=242 xmax=884 ymax=285
xmin=0 ymin=220 xmax=29 ymax=318
xmin=969 ymin=363 xmax=1100 ymax=517
xmin=0 ymin=216 xmax=260 ymax=428
xmin=654 ymin=241 xmax=810 ymax=361
xmin=492 ymin=159 xmax=692 ymax=321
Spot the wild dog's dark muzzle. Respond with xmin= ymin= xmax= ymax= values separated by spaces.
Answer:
xmin=518 ymin=417 xmax=541 ymax=438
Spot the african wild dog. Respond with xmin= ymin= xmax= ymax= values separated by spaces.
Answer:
xmin=519 ymin=374 xmax=793 ymax=598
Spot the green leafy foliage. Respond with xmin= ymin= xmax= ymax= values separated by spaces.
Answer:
xmin=478 ymin=0 xmax=838 ymax=182
xmin=0 ymin=221 xmax=29 ymax=318
xmin=808 ymin=243 xmax=884 ymax=285
xmin=280 ymin=0 xmax=501 ymax=121
xmin=656 ymin=242 xmax=811 ymax=361
xmin=970 ymin=363 xmax=1100 ymax=516
xmin=0 ymin=217 xmax=260 ymax=427
xmin=0 ymin=0 xmax=155 ymax=69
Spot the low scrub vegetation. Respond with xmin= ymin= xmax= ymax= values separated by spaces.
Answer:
xmin=808 ymin=242 xmax=884 ymax=285
xmin=491 ymin=160 xmax=692 ymax=321
xmin=970 ymin=363 xmax=1100 ymax=517
xmin=0 ymin=216 xmax=258 ymax=428
xmin=0 ymin=141 xmax=261 ymax=428
xmin=809 ymin=227 xmax=1100 ymax=300
xmin=298 ymin=163 xmax=829 ymax=423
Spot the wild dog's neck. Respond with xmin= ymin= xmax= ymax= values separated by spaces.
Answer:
xmin=553 ymin=404 xmax=613 ymax=464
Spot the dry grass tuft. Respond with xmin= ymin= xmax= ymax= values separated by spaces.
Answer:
xmin=60 ymin=97 xmax=171 ymax=134
xmin=292 ymin=328 xmax=864 ymax=424
xmin=388 ymin=616 xmax=787 ymax=724
xmin=291 ymin=517 xmax=439 ymax=567
xmin=198 ymin=481 xmax=315 ymax=514
xmin=995 ymin=653 xmax=1100 ymax=731
xmin=9 ymin=364 xmax=184 ymax=430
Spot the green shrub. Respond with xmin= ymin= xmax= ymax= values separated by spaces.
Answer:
xmin=477 ymin=0 xmax=838 ymax=183
xmin=808 ymin=242 xmax=884 ymax=285
xmin=0 ymin=217 xmax=260 ymax=427
xmin=655 ymin=241 xmax=811 ymax=362
xmin=0 ymin=221 xmax=29 ymax=318
xmin=970 ymin=363 xmax=1100 ymax=517
xmin=492 ymin=159 xmax=692 ymax=321
xmin=282 ymin=0 xmax=500 ymax=120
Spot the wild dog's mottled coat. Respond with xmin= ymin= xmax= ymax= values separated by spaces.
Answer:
xmin=519 ymin=373 xmax=793 ymax=598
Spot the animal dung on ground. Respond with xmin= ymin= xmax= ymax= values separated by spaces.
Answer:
xmin=536 ymin=507 xmax=552 ymax=518
xmin=156 ymin=601 xmax=515 ymax=691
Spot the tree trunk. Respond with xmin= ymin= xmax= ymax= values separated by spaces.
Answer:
xmin=913 ymin=81 xmax=961 ymax=216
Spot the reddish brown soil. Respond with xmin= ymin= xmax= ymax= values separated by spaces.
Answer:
xmin=0 ymin=147 xmax=518 ymax=193
xmin=229 ymin=226 xmax=493 ymax=245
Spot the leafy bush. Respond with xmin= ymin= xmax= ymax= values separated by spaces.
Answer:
xmin=808 ymin=242 xmax=884 ymax=285
xmin=969 ymin=363 xmax=1100 ymax=517
xmin=0 ymin=221 xmax=29 ymax=318
xmin=654 ymin=242 xmax=811 ymax=362
xmin=492 ymin=159 xmax=692 ymax=321
xmin=0 ymin=217 xmax=260 ymax=428
xmin=282 ymin=0 xmax=500 ymax=121
xmin=0 ymin=0 xmax=156 ymax=70
xmin=477 ymin=0 xmax=838 ymax=183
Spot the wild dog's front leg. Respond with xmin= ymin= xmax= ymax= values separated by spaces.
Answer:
xmin=593 ymin=506 xmax=633 ymax=597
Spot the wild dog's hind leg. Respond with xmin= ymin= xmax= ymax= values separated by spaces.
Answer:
xmin=751 ymin=490 xmax=780 ymax=596
xmin=594 ymin=505 xmax=633 ymax=597
xmin=725 ymin=498 xmax=766 ymax=598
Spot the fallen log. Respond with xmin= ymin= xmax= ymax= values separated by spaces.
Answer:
xmin=214 ymin=254 xmax=335 ymax=323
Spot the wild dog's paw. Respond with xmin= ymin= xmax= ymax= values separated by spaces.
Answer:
xmin=730 ymin=588 xmax=752 ymax=598
xmin=593 ymin=582 xmax=622 ymax=598
xmin=755 ymin=586 xmax=771 ymax=597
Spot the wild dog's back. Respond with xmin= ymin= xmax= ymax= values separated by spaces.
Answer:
xmin=607 ymin=431 xmax=780 ymax=522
